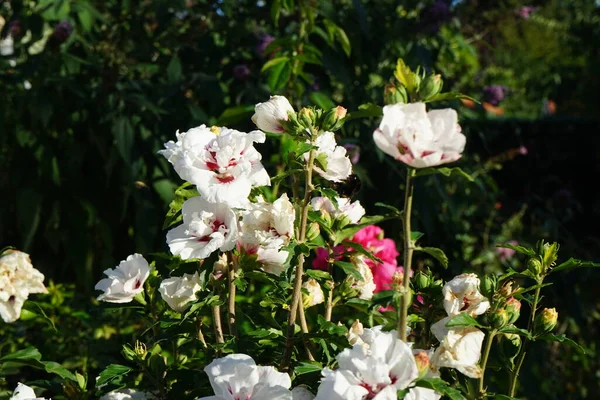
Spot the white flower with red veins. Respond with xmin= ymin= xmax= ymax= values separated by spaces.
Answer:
xmin=315 ymin=327 xmax=418 ymax=400
xmin=311 ymin=197 xmax=365 ymax=224
xmin=159 ymin=272 xmax=202 ymax=313
xmin=442 ymin=273 xmax=490 ymax=317
xmin=430 ymin=320 xmax=485 ymax=379
xmin=252 ymin=95 xmax=295 ymax=134
xmin=94 ymin=254 xmax=151 ymax=304
xmin=167 ymin=197 xmax=238 ymax=260
xmin=238 ymin=195 xmax=295 ymax=275
xmin=199 ymin=353 xmax=293 ymax=400
xmin=373 ymin=102 xmax=466 ymax=168
xmin=306 ymin=131 xmax=352 ymax=182
xmin=159 ymin=125 xmax=270 ymax=207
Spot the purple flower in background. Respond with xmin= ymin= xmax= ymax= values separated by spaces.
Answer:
xmin=8 ymin=20 xmax=23 ymax=39
xmin=421 ymin=0 xmax=452 ymax=33
xmin=483 ymin=85 xmax=508 ymax=106
xmin=233 ymin=64 xmax=251 ymax=80
xmin=256 ymin=33 xmax=275 ymax=55
xmin=53 ymin=21 xmax=74 ymax=44
xmin=517 ymin=6 xmax=536 ymax=19
xmin=343 ymin=144 xmax=361 ymax=165
xmin=497 ymin=240 xmax=518 ymax=261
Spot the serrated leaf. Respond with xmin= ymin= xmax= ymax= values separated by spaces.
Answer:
xmin=537 ymin=333 xmax=585 ymax=354
xmin=426 ymin=92 xmax=478 ymax=103
xmin=446 ymin=312 xmax=485 ymax=329
xmin=551 ymin=258 xmax=600 ymax=273
xmin=96 ymin=364 xmax=132 ymax=387
xmin=294 ymin=361 xmax=323 ymax=375
xmin=334 ymin=261 xmax=362 ymax=281
xmin=261 ymin=56 xmax=290 ymax=72
xmin=414 ymin=167 xmax=474 ymax=182
xmin=496 ymin=243 xmax=536 ymax=257
xmin=414 ymin=378 xmax=467 ymax=400
xmin=415 ymin=246 xmax=448 ymax=269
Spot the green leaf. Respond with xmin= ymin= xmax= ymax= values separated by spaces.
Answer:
xmin=394 ymin=59 xmax=417 ymax=92
xmin=334 ymin=26 xmax=351 ymax=56
xmin=167 ymin=55 xmax=183 ymax=82
xmin=306 ymin=269 xmax=332 ymax=281
xmin=270 ymin=0 xmax=282 ymax=26
xmin=42 ymin=361 xmax=78 ymax=381
xmin=348 ymin=103 xmax=383 ymax=120
xmin=414 ymin=378 xmax=468 ymax=400
xmin=261 ymin=56 xmax=290 ymax=73
xmin=375 ymin=202 xmax=403 ymax=216
xmin=426 ymin=92 xmax=478 ymax=103
xmin=446 ymin=312 xmax=485 ymax=329
xmin=294 ymin=361 xmax=322 ymax=376
xmin=551 ymin=257 xmax=600 ymax=273
xmin=163 ymin=182 xmax=199 ymax=230
xmin=496 ymin=243 xmax=536 ymax=257
xmin=333 ymin=214 xmax=394 ymax=245
xmin=537 ymin=333 xmax=586 ymax=354
xmin=1 ymin=346 xmax=42 ymax=362
xmin=309 ymin=91 xmax=335 ymax=110
xmin=96 ymin=364 xmax=132 ymax=387
xmin=411 ymin=231 xmax=424 ymax=242
xmin=113 ymin=116 xmax=134 ymax=164
xmin=267 ymin=60 xmax=292 ymax=92
xmin=499 ymin=325 xmax=533 ymax=340
xmin=0 ymin=347 xmax=77 ymax=381
xmin=415 ymin=247 xmax=449 ymax=269
xmin=414 ymin=167 xmax=474 ymax=182
xmin=341 ymin=240 xmax=384 ymax=265
xmin=334 ymin=261 xmax=362 ymax=281
xmin=217 ymin=105 xmax=255 ymax=126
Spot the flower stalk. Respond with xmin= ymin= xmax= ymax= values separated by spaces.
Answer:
xmin=324 ymin=260 xmax=334 ymax=321
xmin=282 ymin=147 xmax=316 ymax=369
xmin=212 ymin=305 xmax=225 ymax=344
xmin=478 ymin=329 xmax=497 ymax=396
xmin=227 ymin=253 xmax=237 ymax=338
xmin=399 ymin=167 xmax=416 ymax=342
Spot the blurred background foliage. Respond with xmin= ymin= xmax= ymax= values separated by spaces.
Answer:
xmin=1 ymin=0 xmax=599 ymax=399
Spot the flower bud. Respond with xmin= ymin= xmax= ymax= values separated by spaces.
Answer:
xmin=306 ymin=222 xmax=321 ymax=242
xmin=302 ymin=278 xmax=325 ymax=308
xmin=527 ymin=257 xmax=544 ymax=276
xmin=252 ymin=95 xmax=296 ymax=134
xmin=347 ymin=319 xmax=365 ymax=346
xmin=384 ymin=83 xmax=408 ymax=104
xmin=134 ymin=340 xmax=148 ymax=360
xmin=121 ymin=344 xmax=137 ymax=361
xmin=413 ymin=350 xmax=430 ymax=379
xmin=499 ymin=280 xmax=515 ymax=297
xmin=414 ymin=271 xmax=431 ymax=290
xmin=505 ymin=297 xmax=521 ymax=325
xmin=534 ymin=308 xmax=558 ymax=334
xmin=321 ymin=106 xmax=347 ymax=132
xmin=419 ymin=74 xmax=443 ymax=100
xmin=481 ymin=274 xmax=497 ymax=298
xmin=298 ymin=107 xmax=318 ymax=132
xmin=490 ymin=308 xmax=510 ymax=329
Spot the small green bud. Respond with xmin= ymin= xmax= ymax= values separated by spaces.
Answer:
xmin=414 ymin=271 xmax=431 ymax=290
xmin=527 ymin=257 xmax=544 ymax=276
xmin=321 ymin=105 xmax=347 ymax=131
xmin=490 ymin=308 xmax=510 ymax=329
xmin=384 ymin=83 xmax=408 ymax=105
xmin=306 ymin=222 xmax=321 ymax=242
xmin=134 ymin=340 xmax=148 ymax=360
xmin=505 ymin=297 xmax=522 ymax=325
xmin=419 ymin=74 xmax=443 ymax=100
xmin=534 ymin=308 xmax=558 ymax=334
xmin=481 ymin=274 xmax=497 ymax=298
xmin=298 ymin=107 xmax=318 ymax=132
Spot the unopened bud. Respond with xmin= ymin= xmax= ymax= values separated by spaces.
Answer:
xmin=121 ymin=344 xmax=137 ymax=361
xmin=347 ymin=319 xmax=365 ymax=346
xmin=413 ymin=350 xmax=430 ymax=378
xmin=505 ymin=297 xmax=521 ymax=325
xmin=392 ymin=270 xmax=404 ymax=287
xmin=534 ymin=308 xmax=558 ymax=334
xmin=384 ymin=83 xmax=408 ymax=105
xmin=419 ymin=74 xmax=443 ymax=100
xmin=134 ymin=340 xmax=148 ymax=360
xmin=481 ymin=274 xmax=497 ymax=298
xmin=414 ymin=271 xmax=431 ymax=290
xmin=490 ymin=308 xmax=510 ymax=329
xmin=321 ymin=106 xmax=347 ymax=131
xmin=306 ymin=222 xmax=321 ymax=242
xmin=298 ymin=107 xmax=317 ymax=131
xmin=527 ymin=257 xmax=544 ymax=276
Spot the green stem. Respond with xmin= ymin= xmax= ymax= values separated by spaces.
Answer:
xmin=212 ymin=305 xmax=224 ymax=344
xmin=399 ymin=168 xmax=416 ymax=342
xmin=227 ymin=255 xmax=237 ymax=338
xmin=281 ymin=147 xmax=316 ymax=370
xmin=478 ymin=329 xmax=497 ymax=396
xmin=508 ymin=284 xmax=542 ymax=396
xmin=324 ymin=258 xmax=334 ymax=321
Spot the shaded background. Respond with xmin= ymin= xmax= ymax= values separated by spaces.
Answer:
xmin=1 ymin=0 xmax=599 ymax=398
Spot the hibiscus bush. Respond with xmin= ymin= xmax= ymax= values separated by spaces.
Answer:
xmin=2 ymin=58 xmax=599 ymax=400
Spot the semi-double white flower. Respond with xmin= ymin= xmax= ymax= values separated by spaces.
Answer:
xmin=166 ymin=196 xmax=238 ymax=260
xmin=94 ymin=254 xmax=151 ymax=303
xmin=373 ymin=102 xmax=466 ymax=168
xmin=430 ymin=320 xmax=485 ymax=379
xmin=159 ymin=272 xmax=202 ymax=313
xmin=159 ymin=125 xmax=270 ymax=207
xmin=238 ymin=194 xmax=295 ymax=275
xmin=200 ymin=353 xmax=293 ymax=400
xmin=306 ymin=131 xmax=352 ymax=182
xmin=351 ymin=256 xmax=376 ymax=301
xmin=99 ymin=389 xmax=153 ymax=399
xmin=302 ymin=278 xmax=325 ymax=308
xmin=10 ymin=383 xmax=47 ymax=400
xmin=442 ymin=273 xmax=490 ymax=317
xmin=252 ymin=95 xmax=295 ymax=134
xmin=311 ymin=197 xmax=365 ymax=224
xmin=315 ymin=327 xmax=418 ymax=400
xmin=0 ymin=251 xmax=48 ymax=323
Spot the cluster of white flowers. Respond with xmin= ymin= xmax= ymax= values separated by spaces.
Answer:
xmin=0 ymin=251 xmax=48 ymax=323
xmin=429 ymin=273 xmax=489 ymax=378
xmin=311 ymin=196 xmax=365 ymax=225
